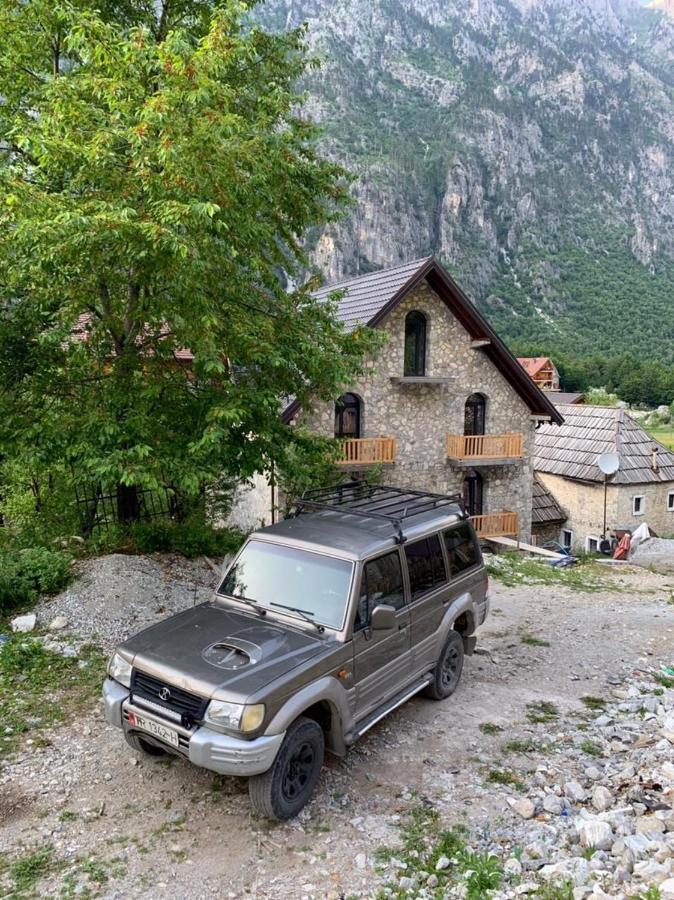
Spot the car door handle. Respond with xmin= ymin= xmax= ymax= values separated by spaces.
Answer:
xmin=398 ymin=623 xmax=408 ymax=631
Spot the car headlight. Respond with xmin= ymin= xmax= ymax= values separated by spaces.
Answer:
xmin=108 ymin=652 xmax=132 ymax=688
xmin=206 ymin=700 xmax=265 ymax=733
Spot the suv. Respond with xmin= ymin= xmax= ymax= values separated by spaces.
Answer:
xmin=103 ymin=484 xmax=489 ymax=819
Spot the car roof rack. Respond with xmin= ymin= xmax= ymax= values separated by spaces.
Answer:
xmin=293 ymin=481 xmax=466 ymax=544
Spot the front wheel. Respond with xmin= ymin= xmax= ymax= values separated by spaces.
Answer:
xmin=248 ymin=716 xmax=324 ymax=820
xmin=124 ymin=731 xmax=169 ymax=758
xmin=425 ymin=630 xmax=464 ymax=700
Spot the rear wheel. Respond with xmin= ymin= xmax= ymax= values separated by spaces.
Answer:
xmin=124 ymin=731 xmax=169 ymax=758
xmin=425 ymin=630 xmax=464 ymax=700
xmin=248 ymin=716 xmax=324 ymax=820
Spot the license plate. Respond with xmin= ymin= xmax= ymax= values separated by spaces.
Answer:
xmin=127 ymin=711 xmax=180 ymax=748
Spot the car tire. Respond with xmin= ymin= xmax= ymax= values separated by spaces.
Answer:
xmin=248 ymin=716 xmax=324 ymax=820
xmin=424 ymin=630 xmax=464 ymax=701
xmin=124 ymin=731 xmax=169 ymax=758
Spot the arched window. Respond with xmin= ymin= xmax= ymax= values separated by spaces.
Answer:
xmin=464 ymin=393 xmax=486 ymax=436
xmin=463 ymin=471 xmax=484 ymax=517
xmin=404 ymin=311 xmax=427 ymax=377
xmin=334 ymin=393 xmax=361 ymax=439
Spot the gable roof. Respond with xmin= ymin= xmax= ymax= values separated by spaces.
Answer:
xmin=535 ymin=405 xmax=674 ymax=485
xmin=546 ymin=391 xmax=585 ymax=406
xmin=285 ymin=257 xmax=563 ymax=425
xmin=517 ymin=356 xmax=556 ymax=378
xmin=532 ymin=474 xmax=567 ymax=525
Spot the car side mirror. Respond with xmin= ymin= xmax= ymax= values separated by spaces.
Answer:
xmin=370 ymin=604 xmax=397 ymax=631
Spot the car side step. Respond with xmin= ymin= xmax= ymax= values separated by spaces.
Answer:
xmin=346 ymin=676 xmax=432 ymax=744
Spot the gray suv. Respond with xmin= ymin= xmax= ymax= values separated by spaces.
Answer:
xmin=103 ymin=484 xmax=489 ymax=819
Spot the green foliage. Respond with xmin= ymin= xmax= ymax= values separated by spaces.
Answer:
xmin=535 ymin=881 xmax=574 ymax=900
xmin=526 ymin=701 xmax=559 ymax=724
xmin=579 ymin=739 xmax=602 ymax=757
xmin=129 ymin=520 xmax=244 ymax=558
xmin=272 ymin=430 xmax=344 ymax=516
xmin=5 ymin=845 xmax=61 ymax=895
xmin=584 ymin=387 xmax=619 ymax=406
xmin=0 ymin=0 xmax=380 ymax=530
xmin=0 ymin=636 xmax=106 ymax=758
xmin=479 ymin=722 xmax=503 ymax=735
xmin=485 ymin=768 xmax=525 ymax=791
xmin=636 ymin=887 xmax=662 ymax=900
xmin=0 ymin=547 xmax=72 ymax=616
xmin=457 ymin=848 xmax=503 ymax=899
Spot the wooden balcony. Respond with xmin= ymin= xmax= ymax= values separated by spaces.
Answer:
xmin=337 ymin=437 xmax=397 ymax=466
xmin=446 ymin=432 xmax=523 ymax=465
xmin=471 ymin=511 xmax=519 ymax=537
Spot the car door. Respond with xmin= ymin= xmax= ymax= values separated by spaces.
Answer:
xmin=352 ymin=549 xmax=411 ymax=717
xmin=405 ymin=533 xmax=449 ymax=675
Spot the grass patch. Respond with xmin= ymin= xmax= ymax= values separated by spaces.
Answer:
xmin=502 ymin=738 xmax=551 ymax=755
xmin=5 ymin=845 xmax=62 ymax=894
xmin=486 ymin=553 xmax=612 ymax=593
xmin=520 ymin=634 xmax=551 ymax=647
xmin=526 ymin=701 xmax=559 ymax=724
xmin=375 ymin=806 xmax=502 ymax=899
xmin=485 ymin=768 xmax=525 ymax=792
xmin=656 ymin=674 xmax=674 ymax=689
xmin=0 ymin=635 xmax=106 ymax=759
xmin=580 ymin=696 xmax=606 ymax=711
xmin=479 ymin=723 xmax=503 ymax=735
xmin=579 ymin=739 xmax=602 ymax=757
xmin=535 ymin=881 xmax=574 ymax=899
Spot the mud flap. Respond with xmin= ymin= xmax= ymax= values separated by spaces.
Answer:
xmin=462 ymin=636 xmax=477 ymax=656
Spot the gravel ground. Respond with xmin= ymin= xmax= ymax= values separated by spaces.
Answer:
xmin=2 ymin=555 xmax=674 ymax=899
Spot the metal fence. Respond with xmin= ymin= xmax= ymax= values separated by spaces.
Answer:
xmin=73 ymin=481 xmax=178 ymax=537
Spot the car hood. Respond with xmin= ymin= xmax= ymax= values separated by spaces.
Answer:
xmin=119 ymin=602 xmax=329 ymax=702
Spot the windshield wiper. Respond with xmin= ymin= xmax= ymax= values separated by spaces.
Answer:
xmin=226 ymin=594 xmax=267 ymax=617
xmin=270 ymin=602 xmax=325 ymax=633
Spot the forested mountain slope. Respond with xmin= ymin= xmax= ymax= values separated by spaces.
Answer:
xmin=263 ymin=0 xmax=674 ymax=362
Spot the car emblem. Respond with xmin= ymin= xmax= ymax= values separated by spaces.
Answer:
xmin=158 ymin=687 xmax=171 ymax=701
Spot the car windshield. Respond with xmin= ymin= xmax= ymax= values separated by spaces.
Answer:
xmin=217 ymin=541 xmax=354 ymax=630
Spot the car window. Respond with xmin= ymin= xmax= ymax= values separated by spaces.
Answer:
xmin=218 ymin=541 xmax=353 ymax=630
xmin=355 ymin=551 xmax=405 ymax=630
xmin=444 ymin=524 xmax=479 ymax=576
xmin=404 ymin=534 xmax=447 ymax=600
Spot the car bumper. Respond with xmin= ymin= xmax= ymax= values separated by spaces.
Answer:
xmin=102 ymin=678 xmax=284 ymax=777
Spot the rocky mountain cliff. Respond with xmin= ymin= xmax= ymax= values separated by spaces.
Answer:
xmin=263 ymin=0 xmax=674 ymax=362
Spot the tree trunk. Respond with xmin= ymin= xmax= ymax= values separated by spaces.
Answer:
xmin=116 ymin=483 xmax=141 ymax=525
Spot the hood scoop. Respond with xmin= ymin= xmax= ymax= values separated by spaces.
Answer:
xmin=202 ymin=637 xmax=262 ymax=670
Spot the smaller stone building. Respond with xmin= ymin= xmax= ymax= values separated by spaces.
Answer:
xmin=531 ymin=475 xmax=568 ymax=546
xmin=535 ymin=405 xmax=674 ymax=551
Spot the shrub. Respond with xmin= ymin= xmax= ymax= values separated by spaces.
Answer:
xmin=128 ymin=520 xmax=244 ymax=559
xmin=0 ymin=547 xmax=72 ymax=616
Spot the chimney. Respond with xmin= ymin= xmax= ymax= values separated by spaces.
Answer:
xmin=652 ymin=446 xmax=659 ymax=473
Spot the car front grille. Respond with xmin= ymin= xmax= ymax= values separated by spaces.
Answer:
xmin=130 ymin=669 xmax=207 ymax=726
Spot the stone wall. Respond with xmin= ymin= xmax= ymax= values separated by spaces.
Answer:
xmin=614 ymin=481 xmax=674 ymax=539
xmin=295 ymin=281 xmax=538 ymax=538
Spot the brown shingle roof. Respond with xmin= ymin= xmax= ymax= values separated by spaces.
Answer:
xmin=312 ymin=257 xmax=434 ymax=330
xmin=517 ymin=357 xmax=554 ymax=378
xmin=284 ymin=257 xmax=563 ymax=425
xmin=532 ymin=475 xmax=567 ymax=525
xmin=535 ymin=405 xmax=674 ymax=485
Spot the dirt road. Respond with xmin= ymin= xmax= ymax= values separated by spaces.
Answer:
xmin=1 ymin=557 xmax=673 ymax=898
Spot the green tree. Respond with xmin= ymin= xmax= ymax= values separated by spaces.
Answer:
xmin=0 ymin=1 xmax=378 ymax=527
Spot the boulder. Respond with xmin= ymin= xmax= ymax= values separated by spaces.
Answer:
xmin=48 ymin=616 xmax=69 ymax=631
xmin=577 ymin=818 xmax=614 ymax=851
xmin=10 ymin=613 xmax=36 ymax=633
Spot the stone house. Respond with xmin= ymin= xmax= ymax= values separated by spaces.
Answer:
xmin=275 ymin=257 xmax=562 ymax=541
xmin=535 ymin=404 xmax=674 ymax=551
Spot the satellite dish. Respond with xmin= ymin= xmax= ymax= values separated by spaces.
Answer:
xmin=597 ymin=452 xmax=620 ymax=476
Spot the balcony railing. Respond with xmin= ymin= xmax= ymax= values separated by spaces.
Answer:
xmin=337 ymin=437 xmax=397 ymax=466
xmin=471 ymin=511 xmax=519 ymax=537
xmin=446 ymin=432 xmax=523 ymax=461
